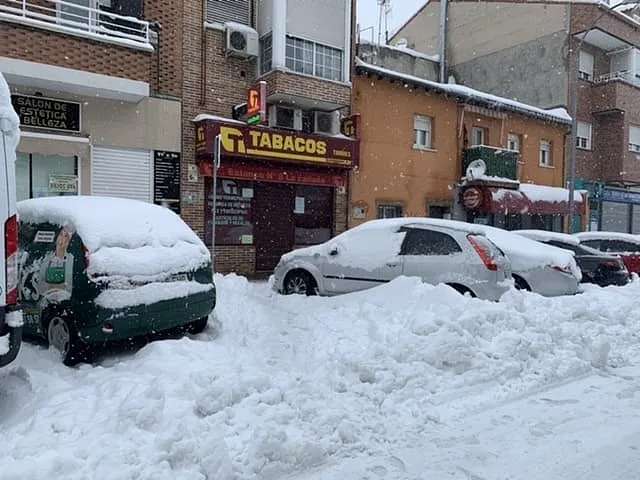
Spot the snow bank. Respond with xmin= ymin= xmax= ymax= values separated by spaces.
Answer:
xmin=17 ymin=196 xmax=211 ymax=278
xmin=95 ymin=281 xmax=214 ymax=309
xmin=514 ymin=229 xmax=581 ymax=246
xmin=2 ymin=274 xmax=638 ymax=479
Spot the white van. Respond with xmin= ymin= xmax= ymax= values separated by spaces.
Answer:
xmin=0 ymin=72 xmax=22 ymax=367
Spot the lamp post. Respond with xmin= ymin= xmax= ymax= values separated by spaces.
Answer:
xmin=567 ymin=0 xmax=638 ymax=232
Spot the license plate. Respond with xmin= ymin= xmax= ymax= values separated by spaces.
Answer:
xmin=170 ymin=273 xmax=189 ymax=282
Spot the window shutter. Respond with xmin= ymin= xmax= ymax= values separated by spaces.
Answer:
xmin=92 ymin=146 xmax=152 ymax=202
xmin=207 ymin=0 xmax=250 ymax=25
xmin=630 ymin=125 xmax=640 ymax=145
xmin=579 ymin=51 xmax=594 ymax=75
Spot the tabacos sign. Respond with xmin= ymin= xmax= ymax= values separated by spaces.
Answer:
xmin=195 ymin=119 xmax=358 ymax=168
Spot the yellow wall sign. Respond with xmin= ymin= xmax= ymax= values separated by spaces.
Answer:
xmin=196 ymin=120 xmax=358 ymax=168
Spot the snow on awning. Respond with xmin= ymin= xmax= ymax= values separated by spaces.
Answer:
xmin=463 ymin=184 xmax=585 ymax=215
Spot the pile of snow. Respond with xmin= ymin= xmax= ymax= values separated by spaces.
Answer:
xmin=17 ymin=196 xmax=211 ymax=279
xmin=0 ymin=72 xmax=20 ymax=152
xmin=1 ymin=274 xmax=639 ymax=479
xmin=514 ymin=229 xmax=581 ymax=246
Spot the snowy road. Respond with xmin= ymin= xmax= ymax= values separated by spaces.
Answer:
xmin=1 ymin=274 xmax=640 ymax=480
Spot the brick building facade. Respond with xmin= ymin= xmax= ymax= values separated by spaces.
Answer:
xmin=183 ymin=0 xmax=359 ymax=275
xmin=0 ymin=0 xmax=181 ymax=205
xmin=393 ymin=0 xmax=640 ymax=232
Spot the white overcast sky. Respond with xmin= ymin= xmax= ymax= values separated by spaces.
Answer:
xmin=356 ymin=0 xmax=426 ymax=43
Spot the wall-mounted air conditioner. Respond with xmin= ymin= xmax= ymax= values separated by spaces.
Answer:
xmin=225 ymin=22 xmax=259 ymax=58
xmin=314 ymin=111 xmax=338 ymax=135
xmin=268 ymin=105 xmax=302 ymax=130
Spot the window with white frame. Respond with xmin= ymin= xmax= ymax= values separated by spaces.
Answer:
xmin=576 ymin=121 xmax=592 ymax=150
xmin=260 ymin=33 xmax=272 ymax=75
xmin=629 ymin=125 xmax=640 ymax=152
xmin=471 ymin=127 xmax=486 ymax=146
xmin=285 ymin=36 xmax=343 ymax=82
xmin=539 ymin=140 xmax=552 ymax=166
xmin=579 ymin=50 xmax=594 ymax=81
xmin=413 ymin=115 xmax=433 ymax=149
xmin=507 ymin=133 xmax=520 ymax=152
xmin=377 ymin=204 xmax=403 ymax=219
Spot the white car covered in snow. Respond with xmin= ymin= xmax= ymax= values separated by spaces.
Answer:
xmin=272 ymin=217 xmax=513 ymax=301
xmin=477 ymin=225 xmax=582 ymax=296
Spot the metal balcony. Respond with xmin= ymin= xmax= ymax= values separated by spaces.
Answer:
xmin=0 ymin=0 xmax=151 ymax=49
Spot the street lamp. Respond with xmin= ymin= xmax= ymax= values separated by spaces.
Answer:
xmin=567 ymin=0 xmax=639 ymax=232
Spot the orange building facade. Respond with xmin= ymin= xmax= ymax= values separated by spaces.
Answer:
xmin=351 ymin=59 xmax=586 ymax=231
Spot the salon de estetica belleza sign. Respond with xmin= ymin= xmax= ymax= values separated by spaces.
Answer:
xmin=196 ymin=122 xmax=357 ymax=168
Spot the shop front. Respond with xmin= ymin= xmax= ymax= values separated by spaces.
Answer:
xmin=194 ymin=118 xmax=359 ymax=274
xmin=4 ymin=60 xmax=180 ymax=206
xmin=455 ymin=180 xmax=587 ymax=232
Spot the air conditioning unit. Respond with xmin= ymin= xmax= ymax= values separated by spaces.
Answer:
xmin=314 ymin=111 xmax=338 ymax=135
xmin=224 ymin=23 xmax=259 ymax=58
xmin=268 ymin=105 xmax=303 ymax=130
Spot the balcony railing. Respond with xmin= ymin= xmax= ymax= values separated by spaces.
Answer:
xmin=0 ymin=0 xmax=151 ymax=49
xmin=594 ymin=70 xmax=640 ymax=88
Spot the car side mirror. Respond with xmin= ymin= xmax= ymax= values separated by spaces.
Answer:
xmin=329 ymin=246 xmax=339 ymax=256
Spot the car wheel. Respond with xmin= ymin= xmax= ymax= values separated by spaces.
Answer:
xmin=283 ymin=270 xmax=317 ymax=296
xmin=447 ymin=283 xmax=476 ymax=297
xmin=185 ymin=316 xmax=208 ymax=334
xmin=513 ymin=275 xmax=531 ymax=291
xmin=47 ymin=314 xmax=91 ymax=367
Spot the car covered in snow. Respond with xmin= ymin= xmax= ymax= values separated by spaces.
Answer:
xmin=17 ymin=196 xmax=216 ymax=366
xmin=574 ymin=231 xmax=640 ymax=276
xmin=514 ymin=229 xmax=629 ymax=287
xmin=272 ymin=217 xmax=512 ymax=301
xmin=0 ymin=72 xmax=22 ymax=368
xmin=475 ymin=224 xmax=582 ymax=297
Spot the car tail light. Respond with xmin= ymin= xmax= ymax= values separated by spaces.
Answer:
xmin=4 ymin=215 xmax=17 ymax=306
xmin=467 ymin=234 xmax=498 ymax=271
xmin=553 ymin=265 xmax=572 ymax=275
xmin=82 ymin=244 xmax=90 ymax=269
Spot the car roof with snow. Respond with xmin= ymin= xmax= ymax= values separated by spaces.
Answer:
xmin=349 ymin=217 xmax=489 ymax=236
xmin=574 ymin=231 xmax=640 ymax=243
xmin=513 ymin=229 xmax=580 ymax=246
xmin=17 ymin=195 xmax=207 ymax=253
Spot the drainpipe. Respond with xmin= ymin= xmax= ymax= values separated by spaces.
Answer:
xmin=439 ymin=0 xmax=448 ymax=83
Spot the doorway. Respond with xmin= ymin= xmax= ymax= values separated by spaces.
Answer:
xmin=253 ymin=182 xmax=294 ymax=271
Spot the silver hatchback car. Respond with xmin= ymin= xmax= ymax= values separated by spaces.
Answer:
xmin=272 ymin=217 xmax=512 ymax=301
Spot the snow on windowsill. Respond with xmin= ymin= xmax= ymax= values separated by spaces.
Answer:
xmin=413 ymin=145 xmax=437 ymax=152
xmin=192 ymin=114 xmax=246 ymax=125
xmin=539 ymin=164 xmax=555 ymax=169
xmin=96 ymin=281 xmax=214 ymax=310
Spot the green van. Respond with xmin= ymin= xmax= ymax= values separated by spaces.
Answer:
xmin=17 ymin=196 xmax=216 ymax=366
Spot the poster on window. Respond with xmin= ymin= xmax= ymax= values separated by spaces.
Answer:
xmin=205 ymin=178 xmax=254 ymax=245
xmin=48 ymin=174 xmax=78 ymax=194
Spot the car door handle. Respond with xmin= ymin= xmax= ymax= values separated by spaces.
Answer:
xmin=386 ymin=262 xmax=399 ymax=267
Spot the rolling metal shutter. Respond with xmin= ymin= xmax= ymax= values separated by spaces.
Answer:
xmin=601 ymin=201 xmax=629 ymax=233
xmin=91 ymin=146 xmax=152 ymax=202
xmin=206 ymin=0 xmax=250 ymax=25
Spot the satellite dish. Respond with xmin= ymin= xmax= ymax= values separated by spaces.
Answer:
xmin=466 ymin=159 xmax=487 ymax=180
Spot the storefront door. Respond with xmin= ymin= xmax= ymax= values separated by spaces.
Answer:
xmin=253 ymin=182 xmax=295 ymax=271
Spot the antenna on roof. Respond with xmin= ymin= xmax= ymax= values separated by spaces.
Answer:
xmin=377 ymin=0 xmax=392 ymax=45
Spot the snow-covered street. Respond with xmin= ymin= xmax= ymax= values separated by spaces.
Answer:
xmin=2 ymin=275 xmax=640 ymax=480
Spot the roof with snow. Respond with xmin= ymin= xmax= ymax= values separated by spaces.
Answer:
xmin=358 ymin=39 xmax=440 ymax=63
xmin=355 ymin=58 xmax=572 ymax=125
